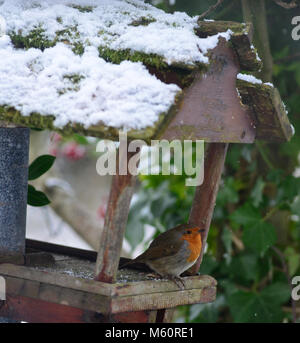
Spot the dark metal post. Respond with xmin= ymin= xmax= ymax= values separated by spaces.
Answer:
xmin=0 ymin=125 xmax=30 ymax=258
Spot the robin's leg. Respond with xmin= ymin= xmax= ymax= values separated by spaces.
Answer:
xmin=169 ymin=276 xmax=185 ymax=290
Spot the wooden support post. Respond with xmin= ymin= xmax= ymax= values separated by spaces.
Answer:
xmin=0 ymin=123 xmax=30 ymax=261
xmin=188 ymin=143 xmax=228 ymax=274
xmin=156 ymin=143 xmax=227 ymax=323
xmin=95 ymin=147 xmax=137 ymax=283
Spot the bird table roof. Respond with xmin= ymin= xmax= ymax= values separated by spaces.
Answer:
xmin=0 ymin=0 xmax=293 ymax=143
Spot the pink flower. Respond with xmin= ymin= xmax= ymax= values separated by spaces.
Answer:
xmin=62 ymin=142 xmax=86 ymax=161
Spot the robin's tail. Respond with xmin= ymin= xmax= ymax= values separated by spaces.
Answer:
xmin=118 ymin=258 xmax=152 ymax=272
xmin=119 ymin=258 xmax=135 ymax=269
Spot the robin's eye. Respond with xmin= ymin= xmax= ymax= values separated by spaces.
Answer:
xmin=186 ymin=230 xmax=192 ymax=234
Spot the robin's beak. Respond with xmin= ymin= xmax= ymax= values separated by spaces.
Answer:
xmin=198 ymin=228 xmax=205 ymax=233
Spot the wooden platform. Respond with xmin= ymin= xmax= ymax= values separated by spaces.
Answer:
xmin=0 ymin=240 xmax=216 ymax=323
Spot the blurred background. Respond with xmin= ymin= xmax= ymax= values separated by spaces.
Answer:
xmin=27 ymin=0 xmax=300 ymax=323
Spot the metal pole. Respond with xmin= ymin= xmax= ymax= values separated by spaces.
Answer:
xmin=0 ymin=124 xmax=30 ymax=258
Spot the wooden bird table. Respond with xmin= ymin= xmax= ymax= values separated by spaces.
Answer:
xmin=0 ymin=2 xmax=293 ymax=323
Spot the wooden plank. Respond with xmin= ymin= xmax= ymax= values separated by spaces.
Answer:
xmin=0 ymin=262 xmax=216 ymax=297
xmin=95 ymin=148 xmax=138 ymax=283
xmin=111 ymin=286 xmax=216 ymax=313
xmin=0 ymin=263 xmax=112 ymax=296
xmin=162 ymin=39 xmax=256 ymax=143
xmin=196 ymin=21 xmax=261 ymax=72
xmin=0 ymin=263 xmax=216 ymax=312
xmin=0 ymin=272 xmax=216 ymax=314
xmin=0 ymin=295 xmax=158 ymax=323
xmin=2 ymin=275 xmax=110 ymax=314
xmin=237 ymin=80 xmax=293 ymax=142
xmin=113 ymin=275 xmax=216 ymax=297
xmin=188 ymin=143 xmax=228 ymax=274
xmin=0 ymin=295 xmax=91 ymax=323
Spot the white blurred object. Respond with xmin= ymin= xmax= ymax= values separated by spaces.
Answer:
xmin=26 ymin=206 xmax=92 ymax=250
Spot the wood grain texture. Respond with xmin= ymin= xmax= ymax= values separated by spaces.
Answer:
xmin=0 ymin=263 xmax=216 ymax=315
xmin=196 ymin=21 xmax=261 ymax=72
xmin=0 ymin=295 xmax=90 ymax=323
xmin=188 ymin=143 xmax=228 ymax=274
xmin=237 ymin=80 xmax=293 ymax=142
xmin=162 ymin=39 xmax=256 ymax=143
xmin=95 ymin=148 xmax=138 ymax=283
xmin=0 ymin=295 xmax=158 ymax=323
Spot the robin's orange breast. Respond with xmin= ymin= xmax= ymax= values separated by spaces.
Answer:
xmin=181 ymin=234 xmax=202 ymax=263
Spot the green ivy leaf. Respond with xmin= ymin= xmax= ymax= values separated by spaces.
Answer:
xmin=27 ymin=185 xmax=50 ymax=207
xmin=221 ymin=227 xmax=233 ymax=264
xmin=189 ymin=295 xmax=225 ymax=323
xmin=277 ymin=176 xmax=300 ymax=203
xmin=73 ymin=134 xmax=89 ymax=145
xmin=28 ymin=155 xmax=56 ymax=181
xmin=243 ymin=221 xmax=276 ymax=256
xmin=217 ymin=177 xmax=241 ymax=206
xmin=291 ymin=196 xmax=300 ymax=217
xmin=285 ymin=247 xmax=300 ymax=275
xmin=226 ymin=145 xmax=242 ymax=171
xmin=250 ymin=177 xmax=265 ymax=207
xmin=199 ymin=255 xmax=218 ymax=275
xmin=260 ymin=282 xmax=290 ymax=305
xmin=229 ymin=253 xmax=259 ymax=282
xmin=228 ymin=291 xmax=284 ymax=323
xmin=230 ymin=204 xmax=261 ymax=229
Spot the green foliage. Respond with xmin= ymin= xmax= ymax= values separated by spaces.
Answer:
xmin=27 ymin=184 xmax=50 ymax=207
xmin=243 ymin=221 xmax=276 ymax=256
xmin=126 ymin=141 xmax=299 ymax=323
xmin=72 ymin=134 xmax=89 ymax=145
xmin=228 ymin=284 xmax=289 ymax=323
xmin=28 ymin=155 xmax=56 ymax=181
xmin=27 ymin=155 xmax=56 ymax=207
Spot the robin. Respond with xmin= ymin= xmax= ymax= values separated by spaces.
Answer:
xmin=122 ymin=223 xmax=205 ymax=289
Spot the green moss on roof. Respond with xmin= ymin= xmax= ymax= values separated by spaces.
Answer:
xmin=0 ymin=96 xmax=183 ymax=143
xmin=69 ymin=4 xmax=95 ymax=13
xmin=9 ymin=25 xmax=87 ymax=55
xmin=10 ymin=26 xmax=55 ymax=51
xmin=130 ymin=16 xmax=156 ymax=27
xmin=57 ymin=74 xmax=86 ymax=95
xmin=63 ymin=74 xmax=85 ymax=84
xmin=98 ymin=46 xmax=169 ymax=69
xmin=10 ymin=25 xmax=198 ymax=67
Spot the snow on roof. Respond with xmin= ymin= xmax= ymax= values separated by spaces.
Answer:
xmin=0 ymin=0 xmax=232 ymax=66
xmin=0 ymin=0 xmax=233 ymax=131
xmin=237 ymin=73 xmax=274 ymax=87
xmin=0 ymin=37 xmax=180 ymax=130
